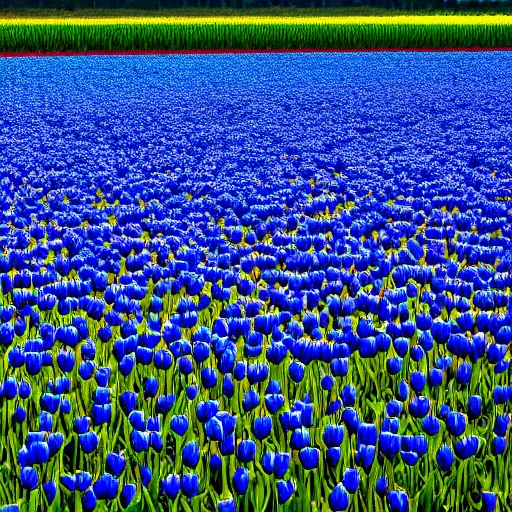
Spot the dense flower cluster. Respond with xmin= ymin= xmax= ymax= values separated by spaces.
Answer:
xmin=0 ymin=53 xmax=511 ymax=512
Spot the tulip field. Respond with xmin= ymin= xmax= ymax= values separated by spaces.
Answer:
xmin=0 ymin=51 xmax=512 ymax=512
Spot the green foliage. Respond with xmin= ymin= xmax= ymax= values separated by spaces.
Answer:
xmin=0 ymin=18 xmax=512 ymax=51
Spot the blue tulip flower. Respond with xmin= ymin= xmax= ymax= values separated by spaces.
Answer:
xmin=328 ymin=483 xmax=350 ymax=511
xmin=298 ymin=447 xmax=319 ymax=470
xmin=93 ymin=473 xmax=120 ymax=501
xmin=43 ymin=481 xmax=57 ymax=504
xmin=232 ymin=468 xmax=249 ymax=495
xmin=277 ymin=480 xmax=295 ymax=504
xmin=20 ymin=467 xmax=38 ymax=491
xmin=387 ymin=490 xmax=409 ymax=512
xmin=160 ymin=474 xmax=180 ymax=500
xmin=183 ymin=441 xmax=200 ymax=468
xmin=237 ymin=440 xmax=256 ymax=463
xmin=342 ymin=468 xmax=360 ymax=494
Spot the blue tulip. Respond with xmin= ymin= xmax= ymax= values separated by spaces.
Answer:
xmin=436 ymin=444 xmax=454 ymax=471
xmin=329 ymin=483 xmax=350 ymax=511
xmin=274 ymin=453 xmax=291 ymax=478
xmin=439 ymin=404 xmax=451 ymax=419
xmin=106 ymin=452 xmax=126 ymax=477
xmin=129 ymin=410 xmax=146 ymax=431
xmin=39 ymin=411 xmax=53 ymax=432
xmin=95 ymin=367 xmax=111 ymax=387
xmin=3 ymin=377 xmax=17 ymax=400
xmin=144 ymin=377 xmax=159 ymax=399
xmin=119 ymin=391 xmax=137 ymax=417
xmin=91 ymin=404 xmax=111 ymax=426
xmin=120 ymin=484 xmax=136 ymax=508
xmin=237 ymin=440 xmax=256 ymax=463
xmin=43 ymin=481 xmax=57 ymax=504
xmin=299 ymin=447 xmax=319 ymax=470
xmin=410 ymin=371 xmax=426 ymax=394
xmin=290 ymin=427 xmax=311 ymax=450
xmin=130 ymin=430 xmax=149 ymax=453
xmin=261 ymin=452 xmax=275 ymax=475
xmin=156 ymin=394 xmax=176 ymax=415
xmin=253 ymin=416 xmax=272 ymax=440
xmin=219 ymin=433 xmax=236 ymax=456
xmin=232 ymin=468 xmax=249 ymax=495
xmin=242 ymin=389 xmax=260 ymax=412
xmin=380 ymin=432 xmax=401 ymax=460
xmin=178 ymin=356 xmax=194 ymax=375
xmin=82 ymin=488 xmax=97 ymax=512
xmin=327 ymin=447 xmax=342 ymax=467
xmin=494 ymin=414 xmax=511 ymax=436
xmin=8 ymin=347 xmax=25 ymax=369
xmin=118 ymin=355 xmax=135 ymax=376
xmin=196 ymin=400 xmax=219 ymax=423
xmin=446 ymin=412 xmax=467 ymax=437
xmin=218 ymin=497 xmax=236 ymax=512
xmin=454 ymin=436 xmax=480 ymax=460
xmin=428 ymin=368 xmax=444 ymax=388
xmin=201 ymin=368 xmax=218 ymax=389
xmin=342 ymin=468 xmax=360 ymax=494
xmin=28 ymin=441 xmax=49 ymax=464
xmin=358 ymin=422 xmax=377 ymax=446
xmin=321 ymin=375 xmax=335 ymax=391
xmin=409 ymin=396 xmax=431 ymax=418
xmin=468 ymin=395 xmax=482 ymax=420
xmin=13 ymin=406 xmax=27 ymax=423
xmin=492 ymin=386 xmax=512 ymax=405
xmin=386 ymin=400 xmax=403 ymax=417
xmin=342 ymin=385 xmax=356 ymax=407
xmin=387 ymin=490 xmax=409 ymax=512
xmin=79 ymin=360 xmax=96 ymax=381
xmin=74 ymin=416 xmax=91 ymax=434
xmin=289 ymin=361 xmax=305 ymax=383
xmin=140 ymin=465 xmax=152 ymax=487
xmin=323 ymin=424 xmax=345 ymax=447
xmin=210 ymin=454 xmax=222 ymax=472
xmin=277 ymin=480 xmax=295 ymax=504
xmin=79 ymin=432 xmax=99 ymax=454
xmin=382 ymin=417 xmax=401 ymax=434
xmin=57 ymin=349 xmax=75 ymax=373
xmin=397 ymin=380 xmax=409 ymax=401
xmin=491 ymin=436 xmax=507 ymax=456
xmin=169 ymin=414 xmax=188 ymax=436
xmin=160 ymin=474 xmax=180 ymax=500
xmin=222 ymin=375 xmax=235 ymax=398
xmin=387 ymin=357 xmax=403 ymax=375
xmin=76 ymin=472 xmax=93 ymax=492
xmin=421 ymin=415 xmax=440 ymax=436
xmin=355 ymin=444 xmax=376 ymax=470
xmin=61 ymin=474 xmax=77 ymax=492
xmin=456 ymin=362 xmax=472 ymax=385
xmin=17 ymin=380 xmax=31 ymax=401
xmin=183 ymin=442 xmax=200 ymax=468
xmin=481 ymin=492 xmax=497 ymax=512
xmin=48 ymin=433 xmax=64 ymax=457
xmin=401 ymin=451 xmax=419 ymax=466
xmin=20 ymin=466 xmax=38 ymax=490
xmin=375 ymin=476 xmax=388 ymax=497
xmin=93 ymin=473 xmax=119 ymax=501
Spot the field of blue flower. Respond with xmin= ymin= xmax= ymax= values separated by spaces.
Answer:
xmin=0 ymin=52 xmax=512 ymax=512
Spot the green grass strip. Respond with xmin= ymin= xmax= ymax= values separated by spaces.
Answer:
xmin=0 ymin=16 xmax=511 ymax=51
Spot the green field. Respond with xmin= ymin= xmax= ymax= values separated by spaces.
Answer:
xmin=0 ymin=13 xmax=511 ymax=51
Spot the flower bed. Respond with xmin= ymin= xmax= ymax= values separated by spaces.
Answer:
xmin=0 ymin=52 xmax=511 ymax=512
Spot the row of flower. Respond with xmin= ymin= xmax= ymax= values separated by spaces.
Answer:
xmin=0 ymin=53 xmax=512 ymax=512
